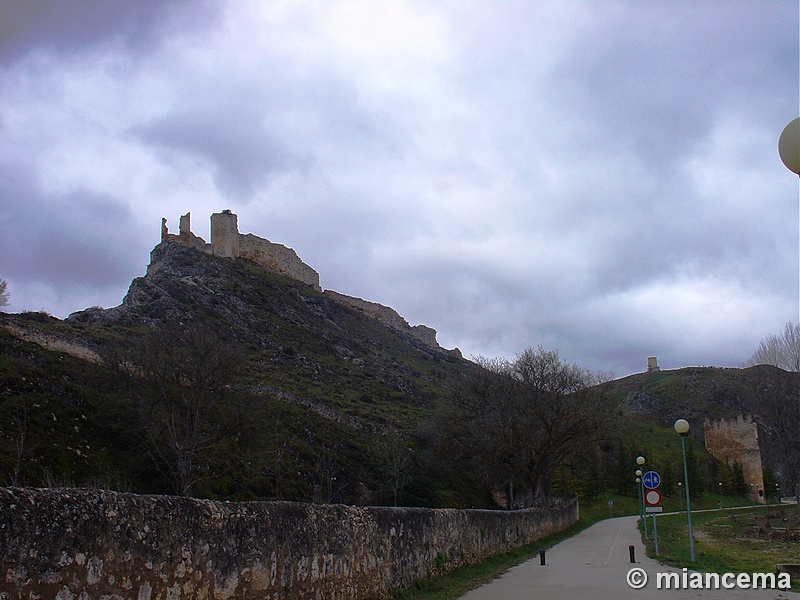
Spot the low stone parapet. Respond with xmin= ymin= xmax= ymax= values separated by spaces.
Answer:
xmin=0 ymin=488 xmax=578 ymax=599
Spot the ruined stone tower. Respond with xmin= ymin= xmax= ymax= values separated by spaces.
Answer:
xmin=210 ymin=210 xmax=240 ymax=258
xmin=704 ymin=415 xmax=766 ymax=504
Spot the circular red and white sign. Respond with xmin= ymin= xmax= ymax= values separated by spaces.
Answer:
xmin=644 ymin=489 xmax=662 ymax=506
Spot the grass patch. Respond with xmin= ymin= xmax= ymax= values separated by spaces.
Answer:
xmin=642 ymin=504 xmax=800 ymax=591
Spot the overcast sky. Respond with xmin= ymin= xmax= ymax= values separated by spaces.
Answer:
xmin=1 ymin=0 xmax=798 ymax=377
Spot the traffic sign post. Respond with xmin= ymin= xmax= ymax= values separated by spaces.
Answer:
xmin=643 ymin=481 xmax=662 ymax=556
xmin=642 ymin=471 xmax=661 ymax=489
xmin=645 ymin=488 xmax=662 ymax=512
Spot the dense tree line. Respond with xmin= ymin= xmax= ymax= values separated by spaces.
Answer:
xmin=430 ymin=347 xmax=617 ymax=508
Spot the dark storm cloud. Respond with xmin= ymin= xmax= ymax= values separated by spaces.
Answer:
xmin=0 ymin=0 xmax=220 ymax=64
xmin=551 ymin=1 xmax=797 ymax=166
xmin=0 ymin=0 xmax=795 ymax=376
xmin=130 ymin=51 xmax=397 ymax=201
xmin=0 ymin=163 xmax=144 ymax=287
xmin=134 ymin=108 xmax=303 ymax=200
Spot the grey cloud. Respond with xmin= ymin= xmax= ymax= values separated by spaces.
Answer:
xmin=0 ymin=1 xmax=795 ymax=377
xmin=134 ymin=108 xmax=304 ymax=199
xmin=131 ymin=67 xmax=395 ymax=201
xmin=0 ymin=163 xmax=145 ymax=287
xmin=549 ymin=2 xmax=797 ymax=171
xmin=0 ymin=0 xmax=220 ymax=64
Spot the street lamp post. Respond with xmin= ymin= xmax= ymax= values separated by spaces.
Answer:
xmin=636 ymin=475 xmax=642 ymax=525
xmin=778 ymin=120 xmax=799 ymax=513
xmin=636 ymin=456 xmax=647 ymax=538
xmin=718 ymin=482 xmax=723 ymax=510
xmin=678 ymin=482 xmax=683 ymax=512
xmin=674 ymin=419 xmax=695 ymax=562
xmin=636 ymin=470 xmax=643 ymax=515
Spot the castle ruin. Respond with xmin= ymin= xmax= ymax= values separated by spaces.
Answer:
xmin=704 ymin=415 xmax=766 ymax=503
xmin=162 ymin=210 xmax=321 ymax=291
xmin=161 ymin=211 xmax=446 ymax=351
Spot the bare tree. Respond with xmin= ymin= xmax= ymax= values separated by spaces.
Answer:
xmin=7 ymin=393 xmax=27 ymax=486
xmin=434 ymin=347 xmax=616 ymax=507
xmin=369 ymin=423 xmax=415 ymax=506
xmin=747 ymin=322 xmax=800 ymax=372
xmin=0 ymin=279 xmax=9 ymax=307
xmin=107 ymin=324 xmax=242 ymax=496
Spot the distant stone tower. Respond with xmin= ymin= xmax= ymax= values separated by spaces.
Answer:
xmin=646 ymin=356 xmax=660 ymax=372
xmin=210 ymin=209 xmax=240 ymax=258
xmin=704 ymin=415 xmax=766 ymax=504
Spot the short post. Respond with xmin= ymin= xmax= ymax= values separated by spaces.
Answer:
xmin=539 ymin=549 xmax=546 ymax=566
xmin=629 ymin=545 xmax=636 ymax=563
xmin=653 ymin=514 xmax=659 ymax=556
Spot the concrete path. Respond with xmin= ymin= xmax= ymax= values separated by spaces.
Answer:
xmin=459 ymin=515 xmax=799 ymax=599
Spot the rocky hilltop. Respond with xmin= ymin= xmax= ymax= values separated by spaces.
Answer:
xmin=69 ymin=240 xmax=468 ymax=420
xmin=0 ymin=238 xmax=478 ymax=504
xmin=601 ymin=365 xmax=799 ymax=498
xmin=0 ymin=235 xmax=797 ymax=504
xmin=71 ymin=240 xmax=453 ymax=353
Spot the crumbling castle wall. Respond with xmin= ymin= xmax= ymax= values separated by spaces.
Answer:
xmin=238 ymin=234 xmax=320 ymax=290
xmin=162 ymin=210 xmax=321 ymax=291
xmin=323 ymin=290 xmax=439 ymax=347
xmin=162 ymin=213 xmax=210 ymax=253
xmin=209 ymin=210 xmax=240 ymax=259
xmin=704 ymin=415 xmax=766 ymax=503
xmin=0 ymin=488 xmax=577 ymax=600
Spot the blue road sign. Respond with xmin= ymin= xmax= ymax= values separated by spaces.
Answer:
xmin=642 ymin=470 xmax=661 ymax=489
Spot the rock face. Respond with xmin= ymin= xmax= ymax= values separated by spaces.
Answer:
xmin=69 ymin=240 xmax=446 ymax=354
xmin=0 ymin=487 xmax=578 ymax=600
xmin=63 ymin=240 xmax=466 ymax=444
xmin=71 ymin=238 xmax=446 ymax=359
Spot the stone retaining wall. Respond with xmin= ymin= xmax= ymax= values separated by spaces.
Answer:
xmin=0 ymin=488 xmax=578 ymax=599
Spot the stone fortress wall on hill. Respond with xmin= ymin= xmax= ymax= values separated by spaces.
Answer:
xmin=703 ymin=414 xmax=766 ymax=504
xmin=0 ymin=487 xmax=578 ymax=600
xmin=162 ymin=211 xmax=446 ymax=351
xmin=162 ymin=210 xmax=321 ymax=291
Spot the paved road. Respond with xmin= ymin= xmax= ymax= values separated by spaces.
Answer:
xmin=459 ymin=515 xmax=799 ymax=599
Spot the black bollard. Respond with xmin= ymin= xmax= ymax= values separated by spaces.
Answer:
xmin=629 ymin=545 xmax=636 ymax=563
xmin=539 ymin=549 xmax=546 ymax=566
